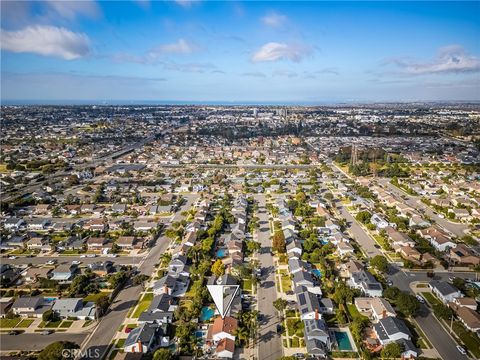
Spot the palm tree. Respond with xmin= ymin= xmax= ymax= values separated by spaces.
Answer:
xmin=235 ymin=326 xmax=249 ymax=346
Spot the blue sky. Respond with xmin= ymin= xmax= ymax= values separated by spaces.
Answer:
xmin=1 ymin=1 xmax=479 ymax=103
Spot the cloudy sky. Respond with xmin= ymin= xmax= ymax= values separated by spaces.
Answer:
xmin=1 ymin=1 xmax=479 ymax=103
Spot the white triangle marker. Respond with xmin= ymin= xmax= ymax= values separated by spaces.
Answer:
xmin=207 ymin=284 xmax=240 ymax=319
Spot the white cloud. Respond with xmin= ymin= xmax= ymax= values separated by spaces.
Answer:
xmin=152 ymin=38 xmax=201 ymax=55
xmin=273 ymin=70 xmax=297 ymax=78
xmin=390 ymin=45 xmax=480 ymax=75
xmin=44 ymin=0 xmax=100 ymax=20
xmin=242 ymin=72 xmax=266 ymax=78
xmin=0 ymin=25 xmax=89 ymax=60
xmin=174 ymin=0 xmax=196 ymax=8
xmin=251 ymin=42 xmax=312 ymax=63
xmin=262 ymin=12 xmax=287 ymax=28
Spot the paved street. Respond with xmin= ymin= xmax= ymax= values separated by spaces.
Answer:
xmin=254 ymin=195 xmax=283 ymax=360
xmin=336 ymin=204 xmax=382 ymax=258
xmin=379 ymin=178 xmax=469 ymax=238
xmin=79 ymin=193 xmax=198 ymax=359
xmin=0 ymin=333 xmax=87 ymax=352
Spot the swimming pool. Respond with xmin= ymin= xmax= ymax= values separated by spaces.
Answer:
xmin=200 ymin=307 xmax=214 ymax=321
xmin=216 ymin=248 xmax=227 ymax=258
xmin=311 ymin=269 xmax=322 ymax=278
xmin=334 ymin=331 xmax=353 ymax=351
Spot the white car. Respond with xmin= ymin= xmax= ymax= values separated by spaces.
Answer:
xmin=8 ymin=256 xmax=17 ymax=260
xmin=416 ymin=295 xmax=425 ymax=304
xmin=72 ymin=260 xmax=82 ymax=265
xmin=456 ymin=345 xmax=467 ymax=355
xmin=46 ymin=260 xmax=57 ymax=265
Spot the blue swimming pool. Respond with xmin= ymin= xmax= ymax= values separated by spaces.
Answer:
xmin=334 ymin=331 xmax=353 ymax=351
xmin=216 ymin=248 xmax=227 ymax=258
xmin=200 ymin=307 xmax=214 ymax=321
xmin=311 ymin=269 xmax=322 ymax=278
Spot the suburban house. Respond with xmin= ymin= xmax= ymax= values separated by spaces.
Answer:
xmin=215 ymin=338 xmax=235 ymax=359
xmin=86 ymin=237 xmax=108 ymax=251
xmin=11 ymin=296 xmax=52 ymax=318
xmin=51 ymin=264 xmax=78 ymax=282
xmin=417 ymin=227 xmax=456 ymax=252
xmin=207 ymin=316 xmax=238 ymax=343
xmin=429 ymin=281 xmax=463 ymax=304
xmin=52 ymin=298 xmax=96 ymax=320
xmin=355 ymin=297 xmax=397 ymax=322
xmin=456 ymin=307 xmax=480 ymax=332
xmin=124 ymin=323 xmax=168 ymax=353
xmin=138 ymin=294 xmax=177 ymax=325
xmin=116 ymin=236 xmax=141 ymax=250
xmin=293 ymin=271 xmax=322 ymax=295
xmin=296 ymin=286 xmax=323 ymax=321
xmin=304 ymin=318 xmax=331 ymax=350
xmin=370 ymin=214 xmax=389 ymax=229
xmin=449 ymin=244 xmax=480 ymax=266
xmin=373 ymin=316 xmax=412 ymax=345
xmin=350 ymin=270 xmax=383 ymax=297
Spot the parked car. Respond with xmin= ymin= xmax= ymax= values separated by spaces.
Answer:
xmin=46 ymin=260 xmax=57 ymax=265
xmin=41 ymin=330 xmax=53 ymax=335
xmin=8 ymin=330 xmax=19 ymax=335
xmin=416 ymin=295 xmax=425 ymax=304
xmin=72 ymin=260 xmax=82 ymax=265
xmin=276 ymin=324 xmax=282 ymax=333
xmin=456 ymin=345 xmax=466 ymax=355
xmin=8 ymin=256 xmax=17 ymax=260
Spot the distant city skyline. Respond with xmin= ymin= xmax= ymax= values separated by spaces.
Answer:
xmin=1 ymin=1 xmax=479 ymax=102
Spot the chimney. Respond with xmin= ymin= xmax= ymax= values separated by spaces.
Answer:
xmin=137 ymin=341 xmax=142 ymax=352
xmin=315 ymin=308 xmax=319 ymax=320
xmin=382 ymin=310 xmax=387 ymax=319
xmin=163 ymin=285 xmax=168 ymax=294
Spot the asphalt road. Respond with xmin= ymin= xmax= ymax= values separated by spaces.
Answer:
xmin=378 ymin=178 xmax=469 ymax=238
xmin=79 ymin=193 xmax=198 ymax=360
xmin=254 ymin=195 xmax=283 ymax=360
xmin=0 ymin=333 xmax=87 ymax=353
xmin=336 ymin=205 xmax=383 ymax=258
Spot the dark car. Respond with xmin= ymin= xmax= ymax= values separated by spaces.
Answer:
xmin=8 ymin=331 xmax=19 ymax=335
xmin=276 ymin=324 xmax=282 ymax=333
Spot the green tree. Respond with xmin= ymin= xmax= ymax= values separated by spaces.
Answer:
xmin=246 ymin=240 xmax=261 ymax=254
xmin=383 ymin=286 xmax=400 ymax=301
xmin=38 ymin=341 xmax=79 ymax=360
xmin=356 ymin=211 xmax=372 ymax=224
xmin=96 ymin=295 xmax=110 ymax=317
xmin=381 ymin=342 xmax=402 ymax=359
xmin=370 ymin=255 xmax=389 ymax=273
xmin=211 ymin=259 xmax=225 ymax=277
xmin=273 ymin=298 xmax=288 ymax=313
xmin=42 ymin=309 xmax=58 ymax=322
xmin=396 ymin=292 xmax=420 ymax=317
xmin=153 ymin=349 xmax=173 ymax=360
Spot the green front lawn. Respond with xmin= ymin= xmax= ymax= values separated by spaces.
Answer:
xmin=132 ymin=293 xmax=154 ymax=318
xmin=17 ymin=319 xmax=34 ymax=328
xmin=43 ymin=320 xmax=62 ymax=328
xmin=0 ymin=318 xmax=21 ymax=328
xmin=59 ymin=321 xmax=73 ymax=328
xmin=83 ymin=291 xmax=111 ymax=302
xmin=242 ymin=278 xmax=252 ymax=292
